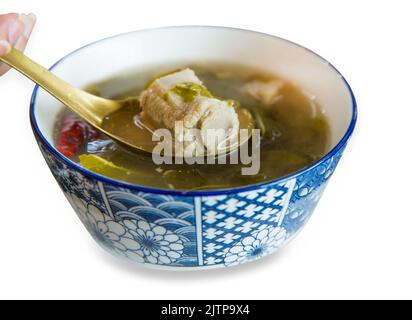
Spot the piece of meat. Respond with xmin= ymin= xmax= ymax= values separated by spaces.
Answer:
xmin=139 ymin=68 xmax=239 ymax=156
xmin=195 ymin=97 xmax=239 ymax=153
xmin=139 ymin=69 xmax=202 ymax=127
xmin=242 ymin=79 xmax=284 ymax=106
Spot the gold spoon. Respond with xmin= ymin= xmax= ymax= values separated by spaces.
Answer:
xmin=0 ymin=48 xmax=253 ymax=155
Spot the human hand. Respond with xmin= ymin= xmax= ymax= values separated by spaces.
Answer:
xmin=0 ymin=13 xmax=36 ymax=76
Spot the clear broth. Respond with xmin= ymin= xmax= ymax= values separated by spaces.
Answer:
xmin=54 ymin=63 xmax=330 ymax=190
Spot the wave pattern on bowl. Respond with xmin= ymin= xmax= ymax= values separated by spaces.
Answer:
xmin=39 ymin=142 xmax=345 ymax=269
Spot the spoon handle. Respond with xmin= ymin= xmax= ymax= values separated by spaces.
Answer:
xmin=0 ymin=48 xmax=114 ymax=125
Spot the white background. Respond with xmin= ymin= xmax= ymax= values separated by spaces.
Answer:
xmin=0 ymin=0 xmax=411 ymax=300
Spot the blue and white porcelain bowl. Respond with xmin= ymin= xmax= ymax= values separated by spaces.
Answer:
xmin=30 ymin=27 xmax=357 ymax=270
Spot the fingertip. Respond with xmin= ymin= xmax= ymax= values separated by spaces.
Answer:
xmin=19 ymin=13 xmax=36 ymax=39
xmin=0 ymin=40 xmax=12 ymax=56
xmin=14 ymin=35 xmax=28 ymax=52
xmin=28 ymin=13 xmax=37 ymax=22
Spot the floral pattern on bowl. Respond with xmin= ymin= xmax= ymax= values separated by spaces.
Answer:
xmin=38 ymin=140 xmax=346 ymax=270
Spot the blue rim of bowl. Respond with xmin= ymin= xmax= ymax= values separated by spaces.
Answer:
xmin=30 ymin=26 xmax=358 ymax=197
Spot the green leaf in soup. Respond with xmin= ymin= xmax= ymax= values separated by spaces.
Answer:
xmin=226 ymin=99 xmax=240 ymax=109
xmin=167 ymin=82 xmax=213 ymax=103
xmin=249 ymin=106 xmax=282 ymax=140
xmin=163 ymin=168 xmax=206 ymax=190
xmin=79 ymin=154 xmax=151 ymax=182
xmin=252 ymin=108 xmax=266 ymax=136
xmin=261 ymin=150 xmax=313 ymax=177
xmin=260 ymin=117 xmax=283 ymax=142
xmin=79 ymin=154 xmax=131 ymax=178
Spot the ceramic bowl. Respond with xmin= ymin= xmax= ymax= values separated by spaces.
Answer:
xmin=30 ymin=26 xmax=357 ymax=270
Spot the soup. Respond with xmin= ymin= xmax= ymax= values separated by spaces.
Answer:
xmin=53 ymin=63 xmax=330 ymax=190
